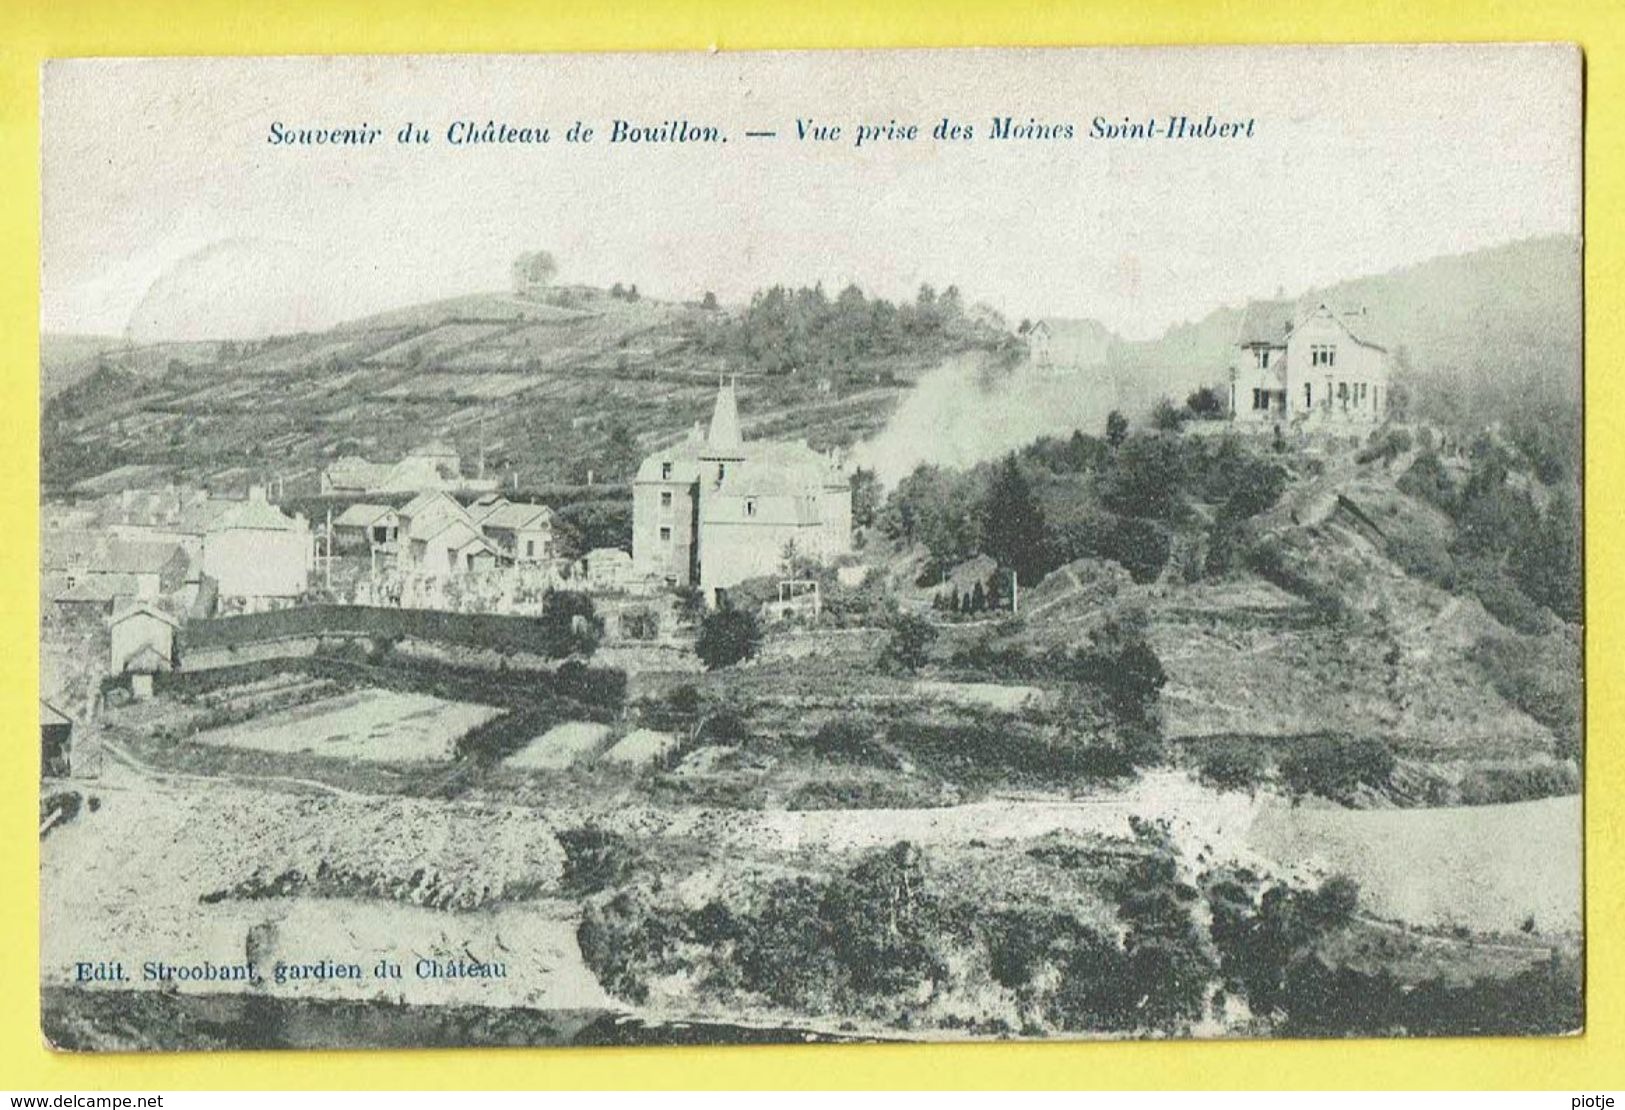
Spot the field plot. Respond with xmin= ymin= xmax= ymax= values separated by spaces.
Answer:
xmin=379 ymin=372 xmax=541 ymax=401
xmin=366 ymin=323 xmax=513 ymax=367
xmin=601 ymin=729 xmax=678 ymax=766
xmin=193 ymin=689 xmax=500 ymax=763
xmin=506 ymin=721 xmax=613 ymax=770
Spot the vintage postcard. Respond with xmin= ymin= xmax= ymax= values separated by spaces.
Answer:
xmin=38 ymin=46 xmax=1582 ymax=1051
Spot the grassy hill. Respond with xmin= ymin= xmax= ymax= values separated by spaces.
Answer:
xmin=41 ymin=283 xmax=1012 ymax=496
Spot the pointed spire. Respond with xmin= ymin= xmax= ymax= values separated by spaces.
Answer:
xmin=707 ymin=376 xmax=742 ymax=453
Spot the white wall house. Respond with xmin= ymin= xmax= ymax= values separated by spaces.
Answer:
xmin=1230 ymin=302 xmax=1390 ymax=427
xmin=201 ymin=486 xmax=312 ymax=604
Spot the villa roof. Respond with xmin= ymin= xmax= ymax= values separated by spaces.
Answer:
xmin=333 ymin=502 xmax=397 ymax=528
xmin=1234 ymin=300 xmax=1296 ymax=347
xmin=480 ymin=502 xmax=552 ymax=530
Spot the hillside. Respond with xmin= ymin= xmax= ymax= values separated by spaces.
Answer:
xmin=1034 ymin=235 xmax=1581 ymax=422
xmin=40 ymin=283 xmax=1013 ymax=497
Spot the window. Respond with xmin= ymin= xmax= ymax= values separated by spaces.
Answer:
xmin=1311 ymin=344 xmax=1337 ymax=367
xmin=1358 ymin=382 xmax=1368 ymax=403
xmin=1337 ymin=381 xmax=1349 ymax=403
xmin=716 ymin=463 xmax=726 ymax=482
xmin=660 ymin=462 xmax=672 ymax=480
xmin=745 ymin=498 xmax=757 ymax=517
xmin=1252 ymin=388 xmax=1266 ymax=411
xmin=1254 ymin=348 xmax=1272 ymax=369
xmin=659 ymin=526 xmax=672 ymax=542
xmin=1303 ymin=383 xmax=1312 ymax=407
xmin=660 ymin=491 xmax=672 ymax=509
xmin=526 ymin=539 xmax=535 ymax=557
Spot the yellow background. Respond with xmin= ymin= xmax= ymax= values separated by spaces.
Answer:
xmin=3 ymin=0 xmax=1621 ymax=1090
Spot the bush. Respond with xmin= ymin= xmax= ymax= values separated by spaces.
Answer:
xmin=1186 ymin=386 xmax=1227 ymax=420
xmin=695 ymin=607 xmax=763 ymax=670
xmin=1457 ymin=763 xmax=1579 ymax=805
xmin=1151 ymin=398 xmax=1189 ymax=432
xmin=1198 ymin=742 xmax=1270 ymax=792
xmin=883 ymin=612 xmax=939 ymax=672
xmin=807 ymin=716 xmax=895 ymax=767
xmin=551 ymin=660 xmax=628 ymax=710
xmin=1279 ymin=736 xmax=1396 ymax=801
xmin=558 ymin=826 xmax=644 ymax=895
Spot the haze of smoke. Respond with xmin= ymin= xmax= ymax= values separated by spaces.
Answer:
xmin=852 ymin=351 xmax=1129 ymax=487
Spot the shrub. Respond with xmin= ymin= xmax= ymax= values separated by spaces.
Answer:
xmin=1151 ymin=398 xmax=1189 ymax=432
xmin=1457 ymin=763 xmax=1579 ymax=805
xmin=557 ymin=826 xmax=644 ymax=895
xmin=1185 ymin=386 xmax=1227 ymax=420
xmin=807 ymin=716 xmax=894 ymax=767
xmin=1279 ymin=735 xmax=1395 ymax=801
xmin=1198 ymin=742 xmax=1270 ymax=792
xmin=552 ymin=660 xmax=628 ymax=710
xmin=883 ymin=612 xmax=939 ymax=672
xmin=695 ymin=607 xmax=763 ymax=670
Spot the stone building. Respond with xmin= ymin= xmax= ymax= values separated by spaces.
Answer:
xmin=633 ymin=381 xmax=853 ymax=605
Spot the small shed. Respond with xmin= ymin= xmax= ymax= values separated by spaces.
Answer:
xmin=40 ymin=701 xmax=72 ymax=778
xmin=109 ymin=601 xmax=179 ymax=675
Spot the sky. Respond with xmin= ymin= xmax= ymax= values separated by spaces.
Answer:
xmin=41 ymin=46 xmax=1581 ymax=343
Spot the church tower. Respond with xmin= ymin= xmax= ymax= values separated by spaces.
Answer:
xmin=699 ymin=377 xmax=746 ymax=484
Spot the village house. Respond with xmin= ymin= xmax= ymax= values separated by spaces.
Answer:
xmin=470 ymin=497 xmax=554 ymax=563
xmin=43 ymin=532 xmax=191 ymax=611
xmin=633 ymin=380 xmax=853 ymax=606
xmin=1025 ymin=318 xmax=1114 ymax=371
xmin=398 ymin=491 xmax=500 ymax=575
xmin=201 ymin=486 xmax=312 ymax=606
xmin=331 ymin=503 xmax=400 ymax=552
xmin=321 ymin=441 xmax=499 ymax=496
xmin=1229 ymin=301 xmax=1390 ymax=427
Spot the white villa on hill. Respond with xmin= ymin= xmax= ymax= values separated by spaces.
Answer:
xmin=1229 ymin=302 xmax=1390 ymax=427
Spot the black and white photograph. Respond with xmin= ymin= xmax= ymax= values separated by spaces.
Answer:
xmin=37 ymin=46 xmax=1583 ymax=1051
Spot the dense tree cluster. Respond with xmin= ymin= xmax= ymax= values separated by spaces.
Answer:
xmin=692 ymin=282 xmax=1004 ymax=375
xmin=1397 ymin=433 xmax=1581 ymax=625
xmin=882 ymin=417 xmax=1290 ymax=591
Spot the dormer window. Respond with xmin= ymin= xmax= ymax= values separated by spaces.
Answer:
xmin=660 ymin=462 xmax=673 ymax=480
